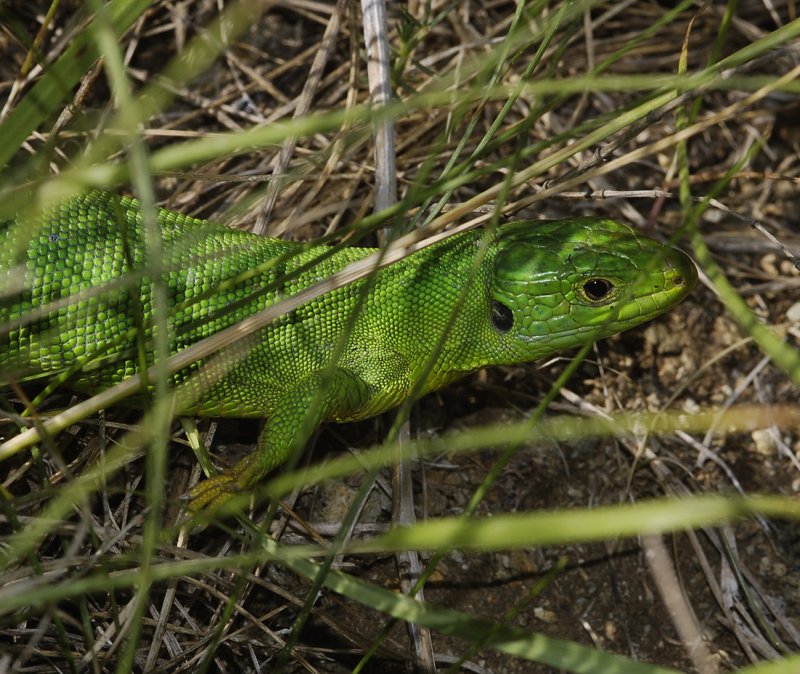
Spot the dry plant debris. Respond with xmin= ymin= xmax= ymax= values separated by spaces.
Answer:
xmin=0 ymin=1 xmax=799 ymax=672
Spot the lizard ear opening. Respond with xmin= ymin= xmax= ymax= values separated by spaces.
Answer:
xmin=491 ymin=300 xmax=513 ymax=333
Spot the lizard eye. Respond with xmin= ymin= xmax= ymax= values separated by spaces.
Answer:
xmin=491 ymin=300 xmax=513 ymax=333
xmin=583 ymin=278 xmax=614 ymax=302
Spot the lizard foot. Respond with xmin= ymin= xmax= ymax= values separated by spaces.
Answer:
xmin=183 ymin=472 xmax=246 ymax=513
xmin=183 ymin=451 xmax=263 ymax=514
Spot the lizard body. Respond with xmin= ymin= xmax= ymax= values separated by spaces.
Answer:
xmin=0 ymin=192 xmax=697 ymax=509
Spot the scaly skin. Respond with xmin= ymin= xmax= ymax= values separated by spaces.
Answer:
xmin=0 ymin=191 xmax=697 ymax=510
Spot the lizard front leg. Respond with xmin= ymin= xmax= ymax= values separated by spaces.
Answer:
xmin=186 ymin=367 xmax=372 ymax=513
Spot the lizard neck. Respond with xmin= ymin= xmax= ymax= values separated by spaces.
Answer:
xmin=367 ymin=229 xmax=502 ymax=392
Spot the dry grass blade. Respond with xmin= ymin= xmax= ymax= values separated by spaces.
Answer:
xmin=1 ymin=2 xmax=799 ymax=673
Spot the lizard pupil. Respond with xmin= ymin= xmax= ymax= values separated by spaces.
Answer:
xmin=583 ymin=278 xmax=613 ymax=301
xmin=491 ymin=300 xmax=513 ymax=333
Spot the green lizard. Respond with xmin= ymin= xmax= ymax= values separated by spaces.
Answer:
xmin=0 ymin=191 xmax=697 ymax=510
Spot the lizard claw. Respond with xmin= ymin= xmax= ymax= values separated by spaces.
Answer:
xmin=184 ymin=473 xmax=246 ymax=514
xmin=183 ymin=453 xmax=261 ymax=514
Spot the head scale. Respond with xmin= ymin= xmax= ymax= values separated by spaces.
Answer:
xmin=488 ymin=218 xmax=697 ymax=363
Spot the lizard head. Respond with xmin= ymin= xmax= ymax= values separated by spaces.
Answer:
xmin=488 ymin=218 xmax=697 ymax=363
